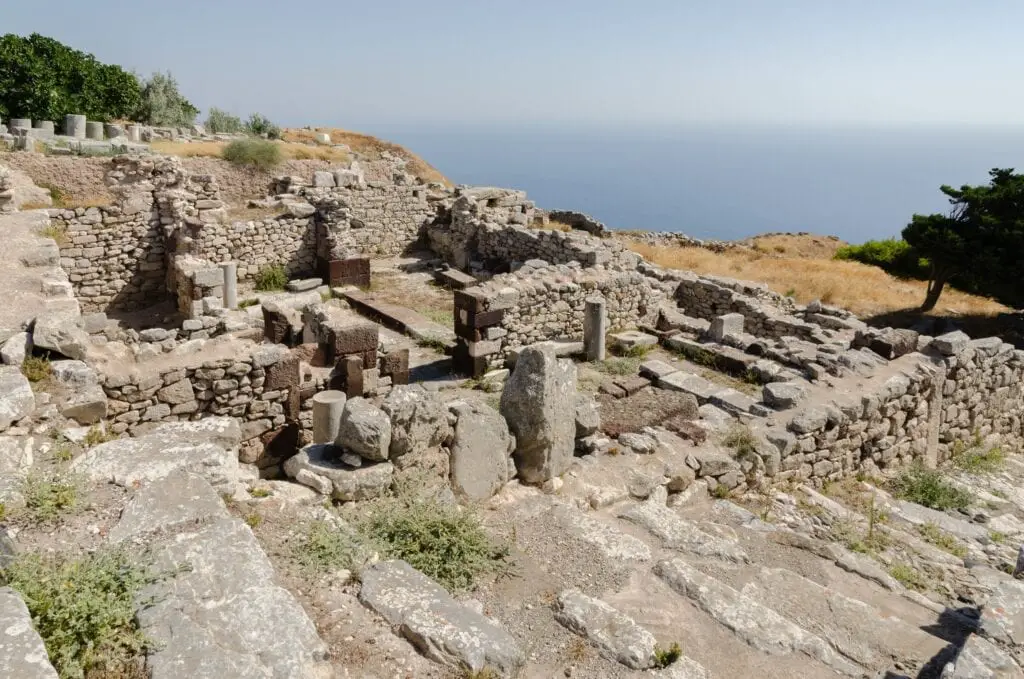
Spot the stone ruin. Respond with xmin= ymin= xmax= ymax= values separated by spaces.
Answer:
xmin=1 ymin=150 xmax=1024 ymax=678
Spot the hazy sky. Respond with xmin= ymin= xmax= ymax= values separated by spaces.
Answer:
xmin=6 ymin=0 xmax=1023 ymax=128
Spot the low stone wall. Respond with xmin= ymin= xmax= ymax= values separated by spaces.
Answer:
xmin=767 ymin=333 xmax=1024 ymax=485
xmin=187 ymin=210 xmax=318 ymax=282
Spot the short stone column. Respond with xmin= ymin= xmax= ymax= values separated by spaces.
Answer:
xmin=220 ymin=261 xmax=238 ymax=309
xmin=65 ymin=114 xmax=86 ymax=139
xmin=32 ymin=120 xmax=54 ymax=137
xmin=710 ymin=313 xmax=744 ymax=342
xmin=312 ymin=390 xmax=346 ymax=444
xmin=126 ymin=124 xmax=142 ymax=142
xmin=9 ymin=118 xmax=30 ymax=131
xmin=584 ymin=297 xmax=607 ymax=362
xmin=104 ymin=123 xmax=125 ymax=139
xmin=85 ymin=121 xmax=104 ymax=140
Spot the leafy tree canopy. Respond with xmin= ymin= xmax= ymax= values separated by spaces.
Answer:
xmin=0 ymin=33 xmax=140 ymax=123
xmin=133 ymin=71 xmax=198 ymax=128
xmin=903 ymin=169 xmax=1024 ymax=310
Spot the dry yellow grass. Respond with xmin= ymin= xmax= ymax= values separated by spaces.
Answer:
xmin=627 ymin=241 xmax=1008 ymax=318
xmin=151 ymin=140 xmax=350 ymax=164
xmin=282 ymin=127 xmax=450 ymax=186
xmin=746 ymin=233 xmax=846 ymax=260
xmin=529 ymin=218 xmax=573 ymax=232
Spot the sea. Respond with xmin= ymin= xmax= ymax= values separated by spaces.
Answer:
xmin=362 ymin=123 xmax=1024 ymax=244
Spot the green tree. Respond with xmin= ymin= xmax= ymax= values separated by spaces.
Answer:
xmin=245 ymin=113 xmax=281 ymax=139
xmin=133 ymin=71 xmax=198 ymax=128
xmin=903 ymin=169 xmax=1024 ymax=311
xmin=205 ymin=107 xmax=244 ymax=134
xmin=0 ymin=33 xmax=140 ymax=122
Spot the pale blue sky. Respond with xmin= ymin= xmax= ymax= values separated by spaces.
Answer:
xmin=5 ymin=0 xmax=1023 ymax=128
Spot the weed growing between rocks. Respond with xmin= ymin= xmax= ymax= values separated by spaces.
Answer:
xmin=890 ymin=465 xmax=972 ymax=511
xmin=21 ymin=355 xmax=52 ymax=383
xmin=83 ymin=425 xmax=116 ymax=447
xmin=654 ymin=642 xmax=682 ymax=668
xmin=590 ymin=357 xmax=640 ymax=376
xmin=238 ymin=298 xmax=259 ymax=309
xmin=1 ymin=549 xmax=155 ymax=679
xmin=722 ymin=425 xmax=757 ymax=460
xmin=917 ymin=522 xmax=968 ymax=558
xmin=20 ymin=471 xmax=79 ymax=522
xmin=254 ymin=265 xmax=287 ymax=292
xmin=952 ymin=443 xmax=1006 ymax=474
xmin=889 ymin=563 xmax=928 ymax=591
xmin=415 ymin=336 xmax=450 ymax=353
xmin=292 ymin=519 xmax=372 ymax=577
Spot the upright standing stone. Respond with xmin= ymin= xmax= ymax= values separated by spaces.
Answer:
xmin=500 ymin=345 xmax=578 ymax=484
xmin=312 ymin=390 xmax=346 ymax=445
xmin=65 ymin=114 xmax=86 ymax=139
xmin=220 ymin=261 xmax=238 ymax=309
xmin=104 ymin=123 xmax=125 ymax=139
xmin=85 ymin=121 xmax=104 ymax=140
xmin=584 ymin=297 xmax=607 ymax=362
xmin=32 ymin=120 xmax=54 ymax=137
xmin=127 ymin=124 xmax=142 ymax=142
xmin=8 ymin=119 xmax=30 ymax=131
xmin=710 ymin=313 xmax=744 ymax=341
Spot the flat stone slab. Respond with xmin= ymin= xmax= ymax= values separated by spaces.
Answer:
xmin=552 ymin=504 xmax=652 ymax=563
xmin=945 ymin=633 xmax=1024 ymax=678
xmin=613 ymin=375 xmax=651 ymax=396
xmin=358 ymin=560 xmax=524 ymax=677
xmin=285 ymin=277 xmax=323 ymax=292
xmin=343 ymin=289 xmax=456 ymax=347
xmin=654 ymin=558 xmax=861 ymax=677
xmin=109 ymin=470 xmax=229 ymax=543
xmin=658 ymin=371 xmax=717 ymax=402
xmin=554 ymin=589 xmax=657 ymax=669
xmin=620 ymin=495 xmax=748 ymax=563
xmin=979 ymin=578 xmax=1024 ymax=648
xmin=0 ymin=587 xmax=58 ymax=679
xmin=71 ymin=418 xmax=243 ymax=488
xmin=709 ymin=387 xmax=758 ymax=415
xmin=137 ymin=514 xmax=329 ymax=679
xmin=639 ymin=359 xmax=680 ymax=380
xmin=507 ymin=339 xmax=584 ymax=365
xmin=609 ymin=330 xmax=658 ymax=351
xmin=433 ymin=268 xmax=478 ymax=290
xmin=887 ymin=499 xmax=989 ymax=542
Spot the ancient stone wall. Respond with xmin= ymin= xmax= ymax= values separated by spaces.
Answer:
xmin=186 ymin=211 xmax=318 ymax=283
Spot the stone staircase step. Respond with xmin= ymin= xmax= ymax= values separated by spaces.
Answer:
xmin=654 ymin=557 xmax=863 ymax=677
xmin=342 ymin=289 xmax=456 ymax=348
xmin=0 ymin=587 xmax=58 ymax=679
xmin=551 ymin=503 xmax=653 ymax=563
xmin=553 ymin=589 xmax=659 ymax=669
xmin=742 ymin=566 xmax=948 ymax=673
xmin=359 ymin=560 xmax=524 ymax=677
xmin=619 ymin=493 xmax=749 ymax=563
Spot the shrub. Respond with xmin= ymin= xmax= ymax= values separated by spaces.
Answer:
xmin=222 ymin=138 xmax=283 ymax=170
xmin=133 ymin=71 xmax=198 ymax=127
xmin=360 ymin=494 xmax=510 ymax=591
xmin=833 ymin=238 xmax=928 ymax=279
xmin=20 ymin=472 xmax=78 ymax=522
xmin=21 ymin=355 xmax=51 ymax=382
xmin=204 ymin=107 xmax=244 ymax=134
xmin=1 ymin=549 xmax=153 ymax=678
xmin=293 ymin=520 xmax=368 ymax=576
xmin=654 ymin=642 xmax=682 ymax=668
xmin=253 ymin=264 xmax=287 ymax=291
xmin=952 ymin=444 xmax=1006 ymax=474
xmin=245 ymin=112 xmax=282 ymax=140
xmin=722 ymin=425 xmax=757 ymax=460
xmin=238 ymin=298 xmax=259 ymax=309
xmin=890 ymin=465 xmax=972 ymax=511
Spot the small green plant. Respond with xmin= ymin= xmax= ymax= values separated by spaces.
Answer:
xmin=889 ymin=563 xmax=928 ymax=591
xmin=710 ymin=484 xmax=732 ymax=499
xmin=423 ymin=308 xmax=455 ymax=326
xmin=990 ymin=530 xmax=1008 ymax=545
xmin=654 ymin=642 xmax=682 ymax=668
xmin=238 ymin=298 xmax=259 ymax=309
xmin=320 ymin=289 xmax=333 ymax=303
xmin=248 ymin=487 xmax=272 ymax=498
xmin=918 ymin=522 xmax=968 ymax=557
xmin=53 ymin=438 xmax=73 ymax=463
xmin=615 ymin=343 xmax=652 ymax=359
xmin=254 ymin=264 xmax=287 ymax=292
xmin=784 ymin=287 xmax=797 ymax=298
xmin=40 ymin=222 xmax=69 ymax=246
xmin=83 ymin=425 xmax=115 ymax=447
xmin=463 ymin=669 xmax=501 ymax=679
xmin=991 ymin=488 xmax=1008 ymax=499
xmin=416 ymin=336 xmax=450 ymax=352
xmin=37 ymin=182 xmax=68 ymax=208
xmin=0 ymin=502 xmax=6 ymax=522
xmin=221 ymin=138 xmax=283 ymax=170
xmin=244 ymin=512 xmax=263 ymax=529
xmin=360 ymin=494 xmax=510 ymax=592
xmin=1 ymin=549 xmax=155 ymax=678
xmin=890 ymin=464 xmax=972 ymax=511
xmin=953 ymin=445 xmax=1006 ymax=474
xmin=293 ymin=520 xmax=366 ymax=576
xmin=722 ymin=425 xmax=757 ymax=460
xmin=21 ymin=355 xmax=51 ymax=382
xmin=20 ymin=472 xmax=78 ymax=522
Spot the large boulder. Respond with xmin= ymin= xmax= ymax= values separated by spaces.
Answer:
xmin=449 ymin=402 xmax=514 ymax=500
xmin=336 ymin=397 xmax=392 ymax=462
xmin=31 ymin=313 xmax=89 ymax=360
xmin=60 ymin=383 xmax=107 ymax=425
xmin=0 ymin=332 xmax=31 ymax=366
xmin=500 ymin=345 xmax=577 ymax=484
xmin=0 ymin=587 xmax=59 ymax=679
xmin=0 ymin=367 xmax=34 ymax=432
xmin=381 ymin=386 xmax=450 ymax=464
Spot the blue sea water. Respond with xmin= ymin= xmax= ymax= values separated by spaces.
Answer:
xmin=363 ymin=123 xmax=1024 ymax=244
